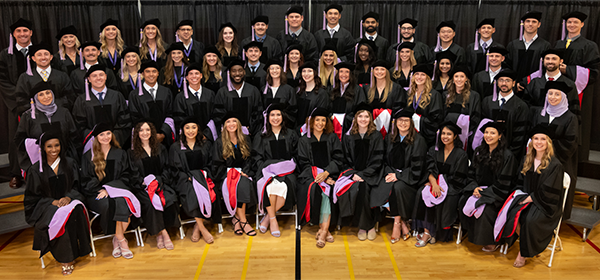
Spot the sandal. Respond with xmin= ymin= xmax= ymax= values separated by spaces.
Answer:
xmin=259 ymin=215 xmax=269 ymax=234
xmin=112 ymin=236 xmax=122 ymax=258
xmin=119 ymin=238 xmax=134 ymax=259
xmin=269 ymin=217 xmax=280 ymax=238
xmin=163 ymin=235 xmax=174 ymax=250
xmin=482 ymin=244 xmax=500 ymax=252
xmin=402 ymin=221 xmax=412 ymax=241
xmin=156 ymin=234 xmax=165 ymax=249
xmin=191 ymin=223 xmax=201 ymax=242
xmin=315 ymin=229 xmax=322 ymax=240
xmin=316 ymin=233 xmax=326 ymax=248
xmin=390 ymin=222 xmax=402 ymax=244
xmin=61 ymin=263 xmax=74 ymax=276
xmin=326 ymin=231 xmax=334 ymax=243
xmin=415 ymin=232 xmax=432 ymax=248
xmin=241 ymin=221 xmax=257 ymax=236
xmin=232 ymin=216 xmax=243 ymax=236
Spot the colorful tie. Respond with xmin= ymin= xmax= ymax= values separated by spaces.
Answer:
xmin=548 ymin=77 xmax=554 ymax=81
xmin=481 ymin=42 xmax=488 ymax=50
xmin=41 ymin=70 xmax=48 ymax=82
xmin=566 ymin=39 xmax=572 ymax=49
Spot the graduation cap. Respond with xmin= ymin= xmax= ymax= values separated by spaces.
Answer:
xmin=100 ymin=18 xmax=119 ymax=31
xmin=286 ymin=6 xmax=304 ymax=15
xmin=488 ymin=46 xmax=508 ymax=56
xmin=435 ymin=50 xmax=457 ymax=63
xmin=321 ymin=42 xmax=338 ymax=54
xmin=252 ymin=15 xmax=269 ymax=25
xmin=56 ymin=25 xmax=77 ymax=40
xmin=521 ymin=11 xmax=542 ymax=21
xmin=166 ymin=42 xmax=186 ymax=54
xmin=219 ymin=22 xmax=237 ymax=34
xmin=398 ymin=18 xmax=418 ymax=28
xmin=413 ymin=63 xmax=434 ymax=77
xmin=299 ymin=61 xmax=318 ymax=71
xmin=84 ymin=64 xmax=106 ymax=78
xmin=357 ymin=39 xmax=378 ymax=54
xmin=243 ymin=41 xmax=263 ymax=52
xmin=450 ymin=65 xmax=471 ymax=79
xmin=436 ymin=20 xmax=456 ymax=33
xmin=264 ymin=59 xmax=284 ymax=71
xmin=10 ymin=18 xmax=32 ymax=32
xmin=29 ymin=81 xmax=54 ymax=99
xmin=121 ymin=46 xmax=140 ymax=58
xmin=286 ymin=44 xmax=303 ymax=55
xmin=203 ymin=45 xmax=222 ymax=59
xmin=324 ymin=4 xmax=343 ymax=13
xmin=494 ymin=69 xmax=516 ymax=81
xmin=227 ymin=58 xmax=245 ymax=69
xmin=394 ymin=108 xmax=414 ymax=119
xmin=354 ymin=102 xmax=372 ymax=115
xmin=528 ymin=123 xmax=554 ymax=139
xmin=543 ymin=80 xmax=572 ymax=95
xmin=372 ymin=59 xmax=391 ymax=69
xmin=92 ymin=122 xmax=114 ymax=137
xmin=439 ymin=121 xmax=461 ymax=135
xmin=80 ymin=41 xmax=102 ymax=51
xmin=222 ymin=111 xmax=241 ymax=123
xmin=334 ymin=62 xmax=355 ymax=71
xmin=479 ymin=121 xmax=505 ymax=134
xmin=362 ymin=12 xmax=380 ymax=22
xmin=477 ymin=18 xmax=495 ymax=29
xmin=29 ymin=42 xmax=53 ymax=56
xmin=397 ymin=42 xmax=415 ymax=52
xmin=139 ymin=60 xmax=159 ymax=73
xmin=185 ymin=63 xmax=202 ymax=76
xmin=180 ymin=116 xmax=202 ymax=129
xmin=311 ymin=107 xmax=330 ymax=118
xmin=141 ymin=18 xmax=161 ymax=29
xmin=562 ymin=11 xmax=587 ymax=21
xmin=541 ymin=48 xmax=564 ymax=59
xmin=176 ymin=19 xmax=194 ymax=30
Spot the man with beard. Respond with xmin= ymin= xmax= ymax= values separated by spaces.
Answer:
xmin=432 ymin=20 xmax=466 ymax=66
xmin=313 ymin=4 xmax=355 ymax=62
xmin=386 ymin=18 xmax=434 ymax=64
xmin=481 ymin=70 xmax=529 ymax=158
xmin=214 ymin=59 xmax=263 ymax=137
xmin=466 ymin=18 xmax=504 ymax=74
xmin=506 ymin=11 xmax=551 ymax=84
xmin=241 ymin=15 xmax=283 ymax=63
xmin=472 ymin=46 xmax=508 ymax=99
xmin=276 ymin=6 xmax=319 ymax=63
xmin=69 ymin=41 xmax=118 ymax=94
xmin=523 ymin=49 xmax=579 ymax=118
xmin=175 ymin=20 xmax=205 ymax=64
xmin=355 ymin=12 xmax=389 ymax=61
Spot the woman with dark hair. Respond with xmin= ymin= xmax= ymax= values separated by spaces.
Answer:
xmin=432 ymin=51 xmax=456 ymax=93
xmin=296 ymin=62 xmax=330 ymax=133
xmin=405 ymin=63 xmax=444 ymax=147
xmin=159 ymin=42 xmax=190 ymax=95
xmin=80 ymin=123 xmax=139 ymax=259
xmin=413 ymin=121 xmax=469 ymax=247
xmin=443 ymin=65 xmax=481 ymax=155
xmin=459 ymin=122 xmax=516 ymax=252
xmin=297 ymin=108 xmax=344 ymax=248
xmin=284 ymin=44 xmax=304 ymax=88
xmin=354 ymin=39 xmax=377 ymax=87
xmin=365 ymin=60 xmax=407 ymax=137
xmin=496 ymin=125 xmax=564 ymax=268
xmin=24 ymin=133 xmax=91 ymax=275
xmin=170 ymin=117 xmax=219 ymax=243
xmin=138 ymin=18 xmax=167 ymax=69
xmin=253 ymin=103 xmax=299 ymax=237
xmin=201 ymin=46 xmax=226 ymax=94
xmin=374 ymin=109 xmax=428 ymax=243
xmin=213 ymin=112 xmax=256 ymax=236
xmin=129 ymin=120 xmax=180 ymax=249
xmin=336 ymin=103 xmax=384 ymax=241
xmin=216 ymin=22 xmax=241 ymax=67
xmin=117 ymin=47 xmax=141 ymax=99
xmin=330 ymin=62 xmax=366 ymax=139
xmin=391 ymin=42 xmax=416 ymax=89
xmin=262 ymin=59 xmax=297 ymax=128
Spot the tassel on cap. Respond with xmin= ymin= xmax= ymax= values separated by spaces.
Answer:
xmin=176 ymin=33 xmax=180 ymax=42
xmin=30 ymin=99 xmax=36 ymax=119
xmin=435 ymin=34 xmax=441 ymax=52
xmin=519 ymin=20 xmax=524 ymax=41
xmin=354 ymin=43 xmax=358 ymax=63
xmin=332 ymin=68 xmax=336 ymax=88
xmin=283 ymin=55 xmax=288 ymax=72
xmin=8 ymin=35 xmax=14 ymax=55
xmin=183 ymin=79 xmax=189 ymax=99
xmin=242 ymin=49 xmax=245 ymax=61
xmin=485 ymin=51 xmax=489 ymax=71
xmin=474 ymin=30 xmax=479 ymax=51
xmin=59 ymin=41 xmax=64 ymax=60
xmin=180 ymin=130 xmax=186 ymax=150
xmin=263 ymin=82 xmax=270 ymax=95
xmin=397 ymin=24 xmax=400 ymax=44
xmin=262 ymin=103 xmax=272 ymax=134
xmin=85 ymin=79 xmax=90 ymax=101
xmin=323 ymin=12 xmax=326 ymax=30
xmin=25 ymin=55 xmax=33 ymax=76
xmin=227 ymin=70 xmax=233 ymax=91
xmin=79 ymin=48 xmax=84 ymax=70
xmin=251 ymin=26 xmax=255 ymax=41
xmin=131 ymin=128 xmax=135 ymax=150
xmin=38 ymin=133 xmax=44 ymax=172
xmin=285 ymin=16 xmax=289 ymax=35
xmin=492 ymin=80 xmax=498 ymax=101
xmin=139 ymin=29 xmax=143 ymax=47
xmin=120 ymin=60 xmax=124 ymax=79
xmin=561 ymin=20 xmax=566 ymax=41
xmin=537 ymin=57 xmax=542 ymax=74
xmin=138 ymin=75 xmax=143 ymax=96
xmin=395 ymin=52 xmax=399 ymax=71
xmin=370 ymin=67 xmax=374 ymax=86
xmin=360 ymin=20 xmax=363 ymax=39
xmin=306 ymin=107 xmax=318 ymax=138
xmin=432 ymin=60 xmax=437 ymax=80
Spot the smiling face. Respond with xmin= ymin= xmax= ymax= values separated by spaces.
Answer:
xmin=396 ymin=117 xmax=411 ymax=134
xmin=186 ymin=69 xmax=202 ymax=86
xmin=44 ymin=138 xmax=61 ymax=162
xmin=143 ymin=68 xmax=159 ymax=85
xmin=287 ymin=13 xmax=303 ymax=28
xmin=103 ymin=25 xmax=118 ymax=40
xmin=497 ymin=77 xmax=515 ymax=94
xmin=206 ymin=53 xmax=218 ymax=66
xmin=547 ymin=89 xmax=563 ymax=106
xmin=170 ymin=50 xmax=184 ymax=63
xmin=289 ymin=50 xmax=301 ymax=63
xmin=523 ymin=18 xmax=541 ymax=33
xmin=439 ymin=27 xmax=455 ymax=43
xmin=253 ymin=22 xmax=268 ymax=37
xmin=125 ymin=53 xmax=139 ymax=67
xmin=358 ymin=45 xmax=370 ymax=62
xmin=246 ymin=47 xmax=262 ymax=63
xmin=269 ymin=65 xmax=281 ymax=79
xmin=88 ymin=71 xmax=107 ymax=89
xmin=269 ymin=110 xmax=283 ymax=128
xmin=32 ymin=50 xmax=52 ymax=68
xmin=97 ymin=131 xmax=112 ymax=145
xmin=453 ymin=72 xmax=467 ymax=88
xmin=373 ymin=66 xmax=387 ymax=80
xmin=338 ymin=68 xmax=350 ymax=84
xmin=222 ymin=27 xmax=235 ymax=43
xmin=531 ymin=133 xmax=548 ymax=154
xmin=326 ymin=9 xmax=341 ymax=26
xmin=478 ymin=24 xmax=495 ymax=40
xmin=440 ymin=127 xmax=456 ymax=146
xmin=229 ymin=65 xmax=245 ymax=84
xmin=322 ymin=50 xmax=336 ymax=66
xmin=566 ymin=18 xmax=584 ymax=35
xmin=225 ymin=118 xmax=238 ymax=133
xmin=37 ymin=89 xmax=53 ymax=106
xmin=438 ymin=58 xmax=451 ymax=74
xmin=399 ymin=49 xmax=411 ymax=62
xmin=144 ymin=25 xmax=157 ymax=39
xmin=184 ymin=122 xmax=198 ymax=140
xmin=139 ymin=123 xmax=151 ymax=142
xmin=83 ymin=46 xmax=100 ymax=63
xmin=543 ymin=54 xmax=562 ymax=72
xmin=363 ymin=18 xmax=378 ymax=34
xmin=61 ymin=34 xmax=77 ymax=48
xmin=302 ymin=68 xmax=315 ymax=83
xmin=13 ymin=27 xmax=32 ymax=46
xmin=356 ymin=111 xmax=371 ymax=129
xmin=413 ymin=72 xmax=427 ymax=85
xmin=488 ymin=53 xmax=505 ymax=68
xmin=483 ymin=127 xmax=500 ymax=146
xmin=177 ymin=25 xmax=193 ymax=41
xmin=401 ymin=23 xmax=415 ymax=40
xmin=312 ymin=116 xmax=326 ymax=133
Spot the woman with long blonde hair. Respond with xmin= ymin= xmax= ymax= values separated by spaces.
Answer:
xmin=365 ymin=60 xmax=406 ymax=137
xmin=52 ymin=25 xmax=81 ymax=75
xmin=80 ymin=123 xmax=139 ymax=259
xmin=99 ymin=19 xmax=125 ymax=76
xmin=117 ymin=47 xmax=141 ymax=99
xmin=213 ymin=113 xmax=256 ymax=236
xmin=496 ymin=125 xmax=564 ymax=268
xmin=406 ymin=63 xmax=444 ymax=147
xmin=201 ymin=46 xmax=225 ymax=93
xmin=216 ymin=22 xmax=240 ymax=67
xmin=318 ymin=44 xmax=338 ymax=87
xmin=391 ymin=42 xmax=416 ymax=88
xmin=138 ymin=18 xmax=167 ymax=69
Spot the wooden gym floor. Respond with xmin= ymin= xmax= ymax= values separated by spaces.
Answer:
xmin=0 ymin=194 xmax=598 ymax=280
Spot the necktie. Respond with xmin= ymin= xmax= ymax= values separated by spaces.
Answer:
xmin=369 ymin=36 xmax=374 ymax=41
xmin=41 ymin=70 xmax=48 ymax=82
xmin=481 ymin=42 xmax=488 ymax=50
xmin=548 ymin=77 xmax=554 ymax=81
xmin=251 ymin=66 xmax=257 ymax=73
xmin=98 ymin=91 xmax=104 ymax=105
xmin=566 ymin=39 xmax=572 ymax=49
xmin=193 ymin=92 xmax=199 ymax=100
xmin=291 ymin=33 xmax=298 ymax=40
xmin=149 ymin=88 xmax=156 ymax=100
xmin=330 ymin=29 xmax=335 ymax=38
xmin=258 ymin=37 xmax=264 ymax=43
xmin=500 ymin=98 xmax=506 ymax=110
xmin=20 ymin=48 xmax=28 ymax=57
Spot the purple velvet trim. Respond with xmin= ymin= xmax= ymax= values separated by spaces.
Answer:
xmin=333 ymin=174 xmax=353 ymax=203
xmin=456 ymin=114 xmax=470 ymax=150
xmin=462 ymin=186 xmax=488 ymax=219
xmin=192 ymin=175 xmax=213 ymax=218
xmin=221 ymin=168 xmax=242 ymax=216
xmin=472 ymin=118 xmax=493 ymax=151
xmin=48 ymin=200 xmax=87 ymax=240
xmin=256 ymin=159 xmax=296 ymax=214
xmin=574 ymin=65 xmax=590 ymax=95
xmin=143 ymin=174 xmax=163 ymax=211
xmin=164 ymin=117 xmax=175 ymax=134
xmin=494 ymin=189 xmax=527 ymax=240
xmin=25 ymin=138 xmax=40 ymax=166
xmin=104 ymin=184 xmax=141 ymax=218
xmin=207 ymin=120 xmax=218 ymax=141
xmin=421 ymin=174 xmax=448 ymax=207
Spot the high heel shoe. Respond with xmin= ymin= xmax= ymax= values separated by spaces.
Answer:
xmin=326 ymin=231 xmax=334 ymax=243
xmin=269 ymin=217 xmax=280 ymax=238
xmin=390 ymin=222 xmax=402 ymax=244
xmin=402 ymin=222 xmax=412 ymax=241
xmin=232 ymin=216 xmax=243 ymax=236
xmin=119 ymin=238 xmax=134 ymax=259
xmin=112 ymin=236 xmax=122 ymax=258
xmin=415 ymin=232 xmax=432 ymax=248
xmin=259 ymin=215 xmax=269 ymax=234
xmin=241 ymin=221 xmax=257 ymax=236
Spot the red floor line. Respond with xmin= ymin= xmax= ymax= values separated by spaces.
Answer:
xmin=0 ymin=229 xmax=25 ymax=252
xmin=567 ymin=224 xmax=600 ymax=254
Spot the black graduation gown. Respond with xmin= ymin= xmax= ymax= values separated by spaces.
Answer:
xmin=503 ymin=157 xmax=564 ymax=258
xmin=51 ymin=52 xmax=80 ymax=76
xmin=72 ymin=88 xmax=131 ymax=147
xmin=182 ymin=39 xmax=206 ymax=64
xmin=413 ymin=146 xmax=469 ymax=241
xmin=554 ymin=36 xmax=599 ymax=85
xmin=214 ymin=82 xmax=263 ymax=137
xmin=169 ymin=139 xmax=221 ymax=223
xmin=481 ymin=94 xmax=529 ymax=158
xmin=172 ymin=86 xmax=216 ymax=140
xmin=297 ymin=132 xmax=344 ymax=226
xmin=523 ymin=75 xmax=580 ymax=119
xmin=117 ymin=74 xmax=138 ymax=100
xmin=15 ymin=68 xmax=74 ymax=113
xmin=261 ymin=84 xmax=298 ymax=128
xmin=442 ymin=90 xmax=482 ymax=155
xmin=245 ymin=64 xmax=267 ymax=90
xmin=374 ymin=133 xmax=428 ymax=219
xmin=276 ymin=30 xmax=320 ymax=63
xmin=159 ymin=65 xmax=186 ymax=96
xmin=69 ymin=66 xmax=118 ymax=94
xmin=80 ymin=148 xmax=139 ymax=234
xmin=140 ymin=50 xmax=166 ymax=71
xmin=102 ymin=49 xmax=123 ymax=78
xmin=129 ymin=146 xmax=180 ymax=235
xmin=466 ymin=41 xmax=505 ymax=74
xmin=532 ymin=109 xmax=578 ymax=220
xmin=387 ymin=40 xmax=435 ymax=65
xmin=330 ymin=85 xmax=366 ymax=136
xmin=202 ymin=70 xmax=226 ymax=94
xmin=0 ymin=46 xmax=29 ymax=112
xmin=295 ymin=87 xmax=330 ymax=131
xmin=358 ymin=35 xmax=390 ymax=61
xmin=406 ymin=90 xmax=445 ymax=147
xmin=506 ymin=37 xmax=551 ymax=82
xmin=220 ymin=48 xmax=241 ymax=69
xmin=459 ymin=148 xmax=517 ymax=246
xmin=354 ymin=65 xmax=372 ymax=87
xmin=24 ymin=157 xmax=91 ymax=262
xmin=253 ymin=129 xmax=298 ymax=210
xmin=285 ymin=68 xmax=301 ymax=89
xmin=314 ymin=27 xmax=356 ymax=62
xmin=363 ymin=82 xmax=407 ymax=116
xmin=128 ymin=85 xmax=174 ymax=144
xmin=241 ymin=36 xmax=283 ymax=63
xmin=213 ymin=136 xmax=255 ymax=209
xmin=15 ymin=107 xmax=78 ymax=172
xmin=433 ymin=43 xmax=467 ymax=66
xmin=472 ymin=69 xmax=500 ymax=99
xmin=390 ymin=69 xmax=412 ymax=89
xmin=432 ymin=78 xmax=449 ymax=94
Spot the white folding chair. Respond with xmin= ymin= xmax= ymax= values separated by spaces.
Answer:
xmin=88 ymin=211 xmax=143 ymax=257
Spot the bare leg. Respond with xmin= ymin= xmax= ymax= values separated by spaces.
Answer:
xmin=238 ymin=204 xmax=256 ymax=235
xmin=262 ymin=194 xmax=278 ymax=230
xmin=195 ymin=217 xmax=213 ymax=243
xmin=391 ymin=216 xmax=401 ymax=241
xmin=514 ymin=251 xmax=526 ymax=267
xmin=118 ymin=218 xmax=131 ymax=249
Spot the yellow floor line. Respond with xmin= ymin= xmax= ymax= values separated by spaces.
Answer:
xmin=342 ymin=232 xmax=356 ymax=280
xmin=193 ymin=244 xmax=210 ymax=280
xmin=381 ymin=231 xmax=403 ymax=280
xmin=240 ymin=236 xmax=254 ymax=280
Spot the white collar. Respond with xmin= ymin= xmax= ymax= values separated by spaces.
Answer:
xmin=498 ymin=91 xmax=514 ymax=103
xmin=365 ymin=32 xmax=378 ymax=40
xmin=327 ymin=24 xmax=340 ymax=33
xmin=188 ymin=85 xmax=202 ymax=97
xmin=523 ymin=33 xmax=538 ymax=44
xmin=234 ymin=82 xmax=245 ymax=97
xmin=144 ymin=82 xmax=159 ymax=93
xmin=91 ymin=86 xmax=108 ymax=95
xmin=15 ymin=42 xmax=32 ymax=51
xmin=36 ymin=66 xmax=51 ymax=76
xmin=545 ymin=72 xmax=561 ymax=80
xmin=85 ymin=62 xmax=98 ymax=70
xmin=248 ymin=61 xmax=261 ymax=68
xmin=479 ymin=38 xmax=493 ymax=47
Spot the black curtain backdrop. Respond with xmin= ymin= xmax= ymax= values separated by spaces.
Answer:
xmin=0 ymin=0 xmax=599 ymax=152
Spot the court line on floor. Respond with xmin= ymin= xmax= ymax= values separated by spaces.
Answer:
xmin=295 ymin=228 xmax=301 ymax=280
xmin=0 ymin=229 xmax=25 ymax=252
xmin=240 ymin=236 xmax=254 ymax=280
xmin=193 ymin=244 xmax=210 ymax=280
xmin=567 ymin=224 xmax=600 ymax=254
xmin=381 ymin=231 xmax=403 ymax=280
xmin=342 ymin=232 xmax=356 ymax=280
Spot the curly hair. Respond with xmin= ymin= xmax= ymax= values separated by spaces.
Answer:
xmin=132 ymin=121 xmax=160 ymax=160
xmin=407 ymin=77 xmax=432 ymax=109
xmin=473 ymin=130 xmax=507 ymax=172
xmin=445 ymin=79 xmax=472 ymax=108
xmin=522 ymin=137 xmax=555 ymax=174
xmin=308 ymin=115 xmax=334 ymax=135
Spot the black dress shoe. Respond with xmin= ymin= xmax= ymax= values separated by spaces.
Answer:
xmin=9 ymin=177 xmax=22 ymax=189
